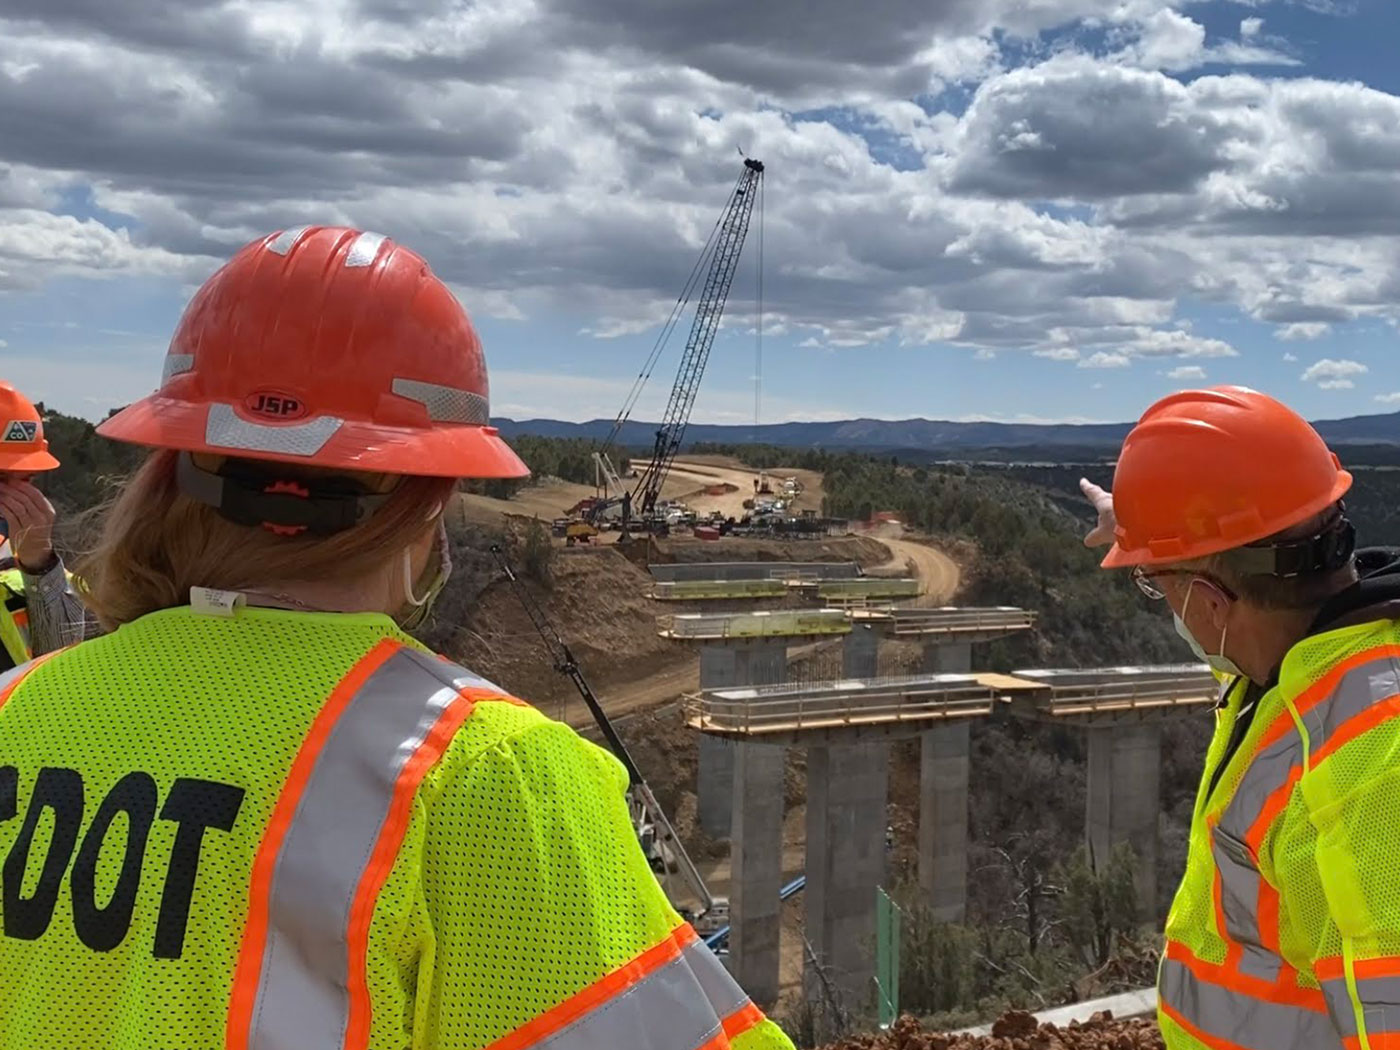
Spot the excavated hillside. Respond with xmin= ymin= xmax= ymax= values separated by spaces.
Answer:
xmin=451 ymin=533 xmax=896 ymax=721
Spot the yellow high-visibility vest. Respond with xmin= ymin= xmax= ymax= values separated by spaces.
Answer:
xmin=0 ymin=567 xmax=31 ymax=669
xmin=0 ymin=604 xmax=793 ymax=1050
xmin=1159 ymin=616 xmax=1400 ymax=1049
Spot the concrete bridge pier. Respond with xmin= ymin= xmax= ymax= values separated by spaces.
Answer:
xmin=921 ymin=640 xmax=973 ymax=674
xmin=919 ymin=720 xmax=971 ymax=922
xmin=1085 ymin=722 xmax=1162 ymax=918
xmin=842 ymin=624 xmax=880 ymax=679
xmin=731 ymin=739 xmax=788 ymax=1007
xmin=805 ymin=742 xmax=890 ymax=1014
xmin=696 ymin=640 xmax=787 ymax=838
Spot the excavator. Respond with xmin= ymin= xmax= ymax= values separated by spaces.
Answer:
xmin=489 ymin=545 xmax=727 ymax=934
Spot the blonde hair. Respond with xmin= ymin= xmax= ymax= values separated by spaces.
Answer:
xmin=77 ymin=449 xmax=456 ymax=630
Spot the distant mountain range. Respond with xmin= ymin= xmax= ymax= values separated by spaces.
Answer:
xmin=495 ymin=407 xmax=1400 ymax=453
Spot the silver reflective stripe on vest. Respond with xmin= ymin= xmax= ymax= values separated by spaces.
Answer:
xmin=1322 ymin=974 xmax=1400 ymax=1040
xmin=205 ymin=403 xmax=344 ymax=457
xmin=0 ymin=658 xmax=31 ymax=696
xmin=1202 ymin=657 xmax=1400 ymax=990
xmin=391 ymin=378 xmax=491 ymax=425
xmin=532 ymin=939 xmax=750 ymax=1050
xmin=248 ymin=645 xmax=486 ymax=1049
xmin=1222 ymin=657 xmax=1400 ymax=837
xmin=1210 ymin=825 xmax=1280 ymax=983
xmin=1159 ymin=957 xmax=1342 ymax=1049
xmin=687 ymin=938 xmax=750 ymax=1020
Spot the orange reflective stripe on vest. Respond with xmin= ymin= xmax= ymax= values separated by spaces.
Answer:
xmin=1164 ymin=639 xmax=1400 ymax=1049
xmin=226 ymin=639 xmax=505 ymax=1050
xmin=1159 ymin=948 xmax=1337 ymax=1050
xmin=1203 ymin=650 xmax=1400 ymax=984
xmin=486 ymin=924 xmax=761 ymax=1050
xmin=1316 ymin=956 xmax=1400 ymax=1047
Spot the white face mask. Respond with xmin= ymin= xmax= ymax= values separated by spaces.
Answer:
xmin=1174 ymin=580 xmax=1243 ymax=678
xmin=397 ymin=520 xmax=453 ymax=632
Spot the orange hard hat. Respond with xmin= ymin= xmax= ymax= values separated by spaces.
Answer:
xmin=1101 ymin=386 xmax=1352 ymax=569
xmin=99 ymin=226 xmax=529 ymax=480
xmin=0 ymin=382 xmax=60 ymax=473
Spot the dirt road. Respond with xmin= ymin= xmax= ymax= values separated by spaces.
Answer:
xmin=868 ymin=530 xmax=961 ymax=606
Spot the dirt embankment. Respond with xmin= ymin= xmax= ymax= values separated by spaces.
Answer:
xmin=821 ymin=1012 xmax=1163 ymax=1050
xmin=451 ymin=546 xmax=681 ymax=719
xmin=452 ymin=534 xmax=901 ymax=726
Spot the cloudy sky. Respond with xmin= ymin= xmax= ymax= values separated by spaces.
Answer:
xmin=1 ymin=0 xmax=1397 ymax=426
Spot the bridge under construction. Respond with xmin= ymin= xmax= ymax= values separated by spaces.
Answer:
xmin=660 ymin=600 xmax=1215 ymax=1012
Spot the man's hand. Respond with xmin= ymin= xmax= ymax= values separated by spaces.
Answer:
xmin=1079 ymin=477 xmax=1116 ymax=549
xmin=0 ymin=478 xmax=57 ymax=572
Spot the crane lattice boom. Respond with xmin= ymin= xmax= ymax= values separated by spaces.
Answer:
xmin=635 ymin=157 xmax=764 ymax=516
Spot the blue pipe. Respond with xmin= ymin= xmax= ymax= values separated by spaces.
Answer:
xmin=703 ymin=875 xmax=806 ymax=951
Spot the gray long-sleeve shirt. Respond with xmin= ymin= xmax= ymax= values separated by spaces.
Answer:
xmin=0 ymin=542 xmax=92 ymax=665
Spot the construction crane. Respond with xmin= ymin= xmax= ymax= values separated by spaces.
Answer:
xmin=488 ymin=545 xmax=725 ymax=931
xmin=587 ymin=156 xmax=765 ymax=537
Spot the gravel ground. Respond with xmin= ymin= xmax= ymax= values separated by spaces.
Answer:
xmin=820 ymin=1011 xmax=1165 ymax=1050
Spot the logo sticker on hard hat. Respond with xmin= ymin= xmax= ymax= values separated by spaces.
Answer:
xmin=244 ymin=391 xmax=308 ymax=421
xmin=2 ymin=421 xmax=37 ymax=443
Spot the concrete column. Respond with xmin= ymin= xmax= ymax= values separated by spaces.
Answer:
xmin=696 ymin=641 xmax=787 ymax=838
xmin=842 ymin=624 xmax=879 ymax=679
xmin=919 ymin=720 xmax=971 ymax=922
xmin=805 ymin=743 xmax=889 ymax=1015
xmin=922 ymin=640 xmax=972 ymax=674
xmin=729 ymin=740 xmax=787 ymax=1007
xmin=1085 ymin=723 xmax=1162 ymax=919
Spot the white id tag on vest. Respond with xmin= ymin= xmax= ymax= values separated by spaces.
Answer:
xmin=190 ymin=587 xmax=246 ymax=618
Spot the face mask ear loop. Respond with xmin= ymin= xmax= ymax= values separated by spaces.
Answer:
xmin=403 ymin=546 xmax=428 ymax=607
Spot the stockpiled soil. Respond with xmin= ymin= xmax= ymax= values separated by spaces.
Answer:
xmin=820 ymin=1012 xmax=1164 ymax=1050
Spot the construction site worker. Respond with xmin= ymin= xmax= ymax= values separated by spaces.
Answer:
xmin=1085 ymin=386 xmax=1400 ymax=1050
xmin=0 ymin=380 xmax=89 ymax=669
xmin=0 ymin=227 xmax=793 ymax=1050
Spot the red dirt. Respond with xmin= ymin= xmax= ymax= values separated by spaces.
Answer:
xmin=820 ymin=1012 xmax=1164 ymax=1049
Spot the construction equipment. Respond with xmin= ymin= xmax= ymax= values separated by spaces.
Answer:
xmin=489 ymin=544 xmax=725 ymax=932
xmin=585 ymin=157 xmax=765 ymax=538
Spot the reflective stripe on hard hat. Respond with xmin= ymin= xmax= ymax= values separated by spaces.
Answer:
xmin=227 ymin=640 xmax=504 ymax=1049
xmin=487 ymin=924 xmax=759 ymax=1050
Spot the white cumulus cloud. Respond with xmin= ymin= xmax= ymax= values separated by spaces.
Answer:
xmin=1302 ymin=358 xmax=1369 ymax=390
xmin=1080 ymin=350 xmax=1132 ymax=368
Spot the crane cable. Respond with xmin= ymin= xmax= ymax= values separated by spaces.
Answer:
xmin=601 ymin=184 xmax=737 ymax=456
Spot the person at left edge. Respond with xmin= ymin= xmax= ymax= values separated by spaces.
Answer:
xmin=0 ymin=380 xmax=90 ymax=671
xmin=0 ymin=226 xmax=795 ymax=1050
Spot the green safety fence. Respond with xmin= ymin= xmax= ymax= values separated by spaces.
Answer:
xmin=876 ymin=887 xmax=901 ymax=1029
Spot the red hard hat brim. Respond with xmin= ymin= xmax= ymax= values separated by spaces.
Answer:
xmin=1100 ymin=469 xmax=1354 ymax=570
xmin=99 ymin=395 xmax=530 ymax=480
xmin=0 ymin=448 xmax=60 ymax=473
